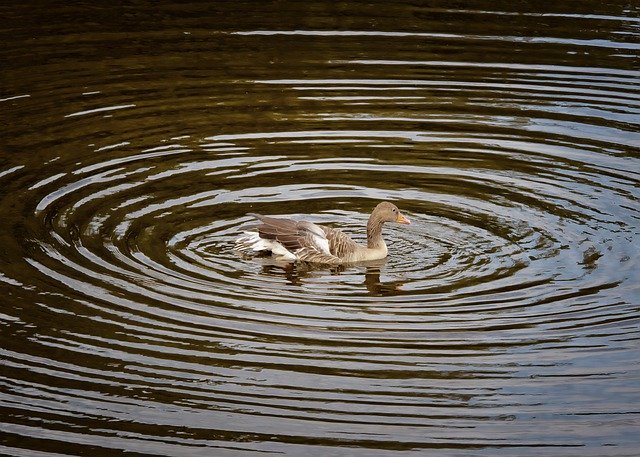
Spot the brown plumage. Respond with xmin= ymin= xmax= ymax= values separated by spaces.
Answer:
xmin=235 ymin=201 xmax=411 ymax=264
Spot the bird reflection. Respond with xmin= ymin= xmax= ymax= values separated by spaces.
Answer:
xmin=363 ymin=266 xmax=404 ymax=296
xmin=256 ymin=258 xmax=405 ymax=296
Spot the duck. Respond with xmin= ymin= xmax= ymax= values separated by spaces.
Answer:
xmin=235 ymin=201 xmax=411 ymax=264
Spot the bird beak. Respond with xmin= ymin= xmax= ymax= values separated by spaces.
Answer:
xmin=396 ymin=213 xmax=411 ymax=224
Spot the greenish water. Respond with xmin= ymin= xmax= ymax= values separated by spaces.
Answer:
xmin=1 ymin=2 xmax=639 ymax=456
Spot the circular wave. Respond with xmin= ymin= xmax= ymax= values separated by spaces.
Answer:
xmin=23 ymin=124 xmax=637 ymax=334
xmin=2 ymin=5 xmax=639 ymax=456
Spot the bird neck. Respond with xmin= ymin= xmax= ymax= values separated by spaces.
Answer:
xmin=366 ymin=214 xmax=386 ymax=249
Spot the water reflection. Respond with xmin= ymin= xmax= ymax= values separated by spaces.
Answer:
xmin=254 ymin=258 xmax=405 ymax=296
xmin=1 ymin=1 xmax=639 ymax=456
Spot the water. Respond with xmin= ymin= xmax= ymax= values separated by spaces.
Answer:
xmin=1 ymin=2 xmax=639 ymax=456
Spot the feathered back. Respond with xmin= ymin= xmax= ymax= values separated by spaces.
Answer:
xmin=249 ymin=213 xmax=330 ymax=255
xmin=321 ymin=226 xmax=360 ymax=258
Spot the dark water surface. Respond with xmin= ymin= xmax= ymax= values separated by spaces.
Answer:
xmin=1 ymin=2 xmax=639 ymax=456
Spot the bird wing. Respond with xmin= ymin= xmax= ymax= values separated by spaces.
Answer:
xmin=249 ymin=214 xmax=339 ymax=262
xmin=321 ymin=226 xmax=360 ymax=258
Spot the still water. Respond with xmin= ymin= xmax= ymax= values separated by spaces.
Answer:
xmin=1 ymin=2 xmax=639 ymax=456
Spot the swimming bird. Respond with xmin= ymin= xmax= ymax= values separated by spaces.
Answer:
xmin=235 ymin=201 xmax=411 ymax=264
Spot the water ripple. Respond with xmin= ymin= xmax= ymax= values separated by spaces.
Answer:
xmin=1 ymin=2 xmax=639 ymax=456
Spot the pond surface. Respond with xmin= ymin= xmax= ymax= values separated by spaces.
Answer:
xmin=1 ymin=2 xmax=639 ymax=456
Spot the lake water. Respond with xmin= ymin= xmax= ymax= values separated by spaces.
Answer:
xmin=1 ymin=2 xmax=639 ymax=456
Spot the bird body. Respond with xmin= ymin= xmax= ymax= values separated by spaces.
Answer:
xmin=235 ymin=201 xmax=410 ymax=264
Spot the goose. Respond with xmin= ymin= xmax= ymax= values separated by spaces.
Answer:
xmin=235 ymin=201 xmax=410 ymax=264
